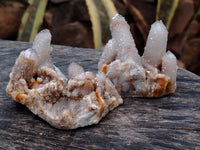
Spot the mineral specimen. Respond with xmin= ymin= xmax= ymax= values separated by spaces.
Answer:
xmin=6 ymin=14 xmax=178 ymax=129
xmin=6 ymin=29 xmax=123 ymax=129
xmin=98 ymin=14 xmax=177 ymax=97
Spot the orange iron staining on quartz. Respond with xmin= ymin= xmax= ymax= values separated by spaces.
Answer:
xmin=15 ymin=93 xmax=28 ymax=105
xmin=101 ymin=64 xmax=107 ymax=74
xmin=29 ymin=80 xmax=41 ymax=89
xmin=95 ymin=92 xmax=104 ymax=119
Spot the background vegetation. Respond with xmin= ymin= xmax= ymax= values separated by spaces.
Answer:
xmin=0 ymin=0 xmax=200 ymax=75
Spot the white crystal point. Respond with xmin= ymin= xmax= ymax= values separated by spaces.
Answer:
xmin=98 ymin=40 xmax=117 ymax=71
xmin=32 ymin=29 xmax=52 ymax=67
xmin=21 ymin=29 xmax=53 ymax=68
xmin=162 ymin=51 xmax=177 ymax=86
xmin=143 ymin=20 xmax=168 ymax=67
xmin=110 ymin=14 xmax=141 ymax=63
xmin=68 ymin=62 xmax=85 ymax=79
xmin=32 ymin=29 xmax=52 ymax=55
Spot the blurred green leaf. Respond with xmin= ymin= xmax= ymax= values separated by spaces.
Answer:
xmin=17 ymin=0 xmax=48 ymax=42
xmin=85 ymin=0 xmax=102 ymax=49
xmin=85 ymin=0 xmax=118 ymax=49
xmin=156 ymin=0 xmax=179 ymax=29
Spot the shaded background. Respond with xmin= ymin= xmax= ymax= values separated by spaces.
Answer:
xmin=0 ymin=0 xmax=200 ymax=75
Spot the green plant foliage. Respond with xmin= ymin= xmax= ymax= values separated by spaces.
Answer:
xmin=156 ymin=0 xmax=161 ymax=20
xmin=17 ymin=0 xmax=48 ymax=42
xmin=166 ymin=0 xmax=179 ymax=29
xmin=85 ymin=0 xmax=118 ymax=49
xmin=85 ymin=0 xmax=102 ymax=50
xmin=156 ymin=0 xmax=179 ymax=29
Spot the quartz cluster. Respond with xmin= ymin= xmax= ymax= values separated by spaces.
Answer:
xmin=6 ymin=14 xmax=177 ymax=129
xmin=6 ymin=30 xmax=123 ymax=129
xmin=98 ymin=14 xmax=177 ymax=97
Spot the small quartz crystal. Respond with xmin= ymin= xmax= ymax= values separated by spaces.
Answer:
xmin=6 ymin=30 xmax=123 ymax=129
xmin=98 ymin=14 xmax=177 ymax=97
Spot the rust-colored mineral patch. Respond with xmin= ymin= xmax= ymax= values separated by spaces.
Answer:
xmin=95 ymin=92 xmax=104 ymax=119
xmin=101 ymin=64 xmax=107 ymax=74
xmin=16 ymin=93 xmax=27 ymax=105
xmin=29 ymin=80 xmax=41 ymax=89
